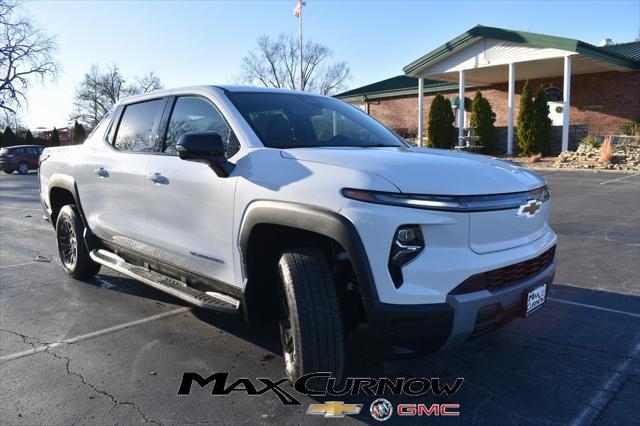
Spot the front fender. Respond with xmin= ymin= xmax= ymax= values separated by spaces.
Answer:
xmin=237 ymin=200 xmax=379 ymax=319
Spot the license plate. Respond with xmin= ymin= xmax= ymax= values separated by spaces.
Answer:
xmin=525 ymin=283 xmax=547 ymax=316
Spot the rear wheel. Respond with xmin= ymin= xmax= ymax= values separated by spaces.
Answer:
xmin=55 ymin=205 xmax=101 ymax=279
xmin=277 ymin=248 xmax=345 ymax=382
xmin=17 ymin=162 xmax=29 ymax=174
xmin=3 ymin=169 xmax=13 ymax=174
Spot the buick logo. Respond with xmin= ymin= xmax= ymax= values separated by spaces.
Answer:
xmin=370 ymin=398 xmax=393 ymax=421
xmin=517 ymin=200 xmax=541 ymax=218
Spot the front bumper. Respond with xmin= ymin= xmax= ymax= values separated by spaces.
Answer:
xmin=364 ymin=259 xmax=556 ymax=358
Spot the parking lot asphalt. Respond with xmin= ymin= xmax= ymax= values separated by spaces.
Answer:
xmin=1 ymin=170 xmax=639 ymax=425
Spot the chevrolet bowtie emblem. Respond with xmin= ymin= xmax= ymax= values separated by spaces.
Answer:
xmin=517 ymin=200 xmax=541 ymax=217
xmin=307 ymin=401 xmax=363 ymax=418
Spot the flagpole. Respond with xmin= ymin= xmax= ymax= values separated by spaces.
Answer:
xmin=298 ymin=8 xmax=303 ymax=91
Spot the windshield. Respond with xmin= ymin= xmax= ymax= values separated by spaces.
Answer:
xmin=226 ymin=92 xmax=407 ymax=149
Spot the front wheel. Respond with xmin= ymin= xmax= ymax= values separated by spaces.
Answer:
xmin=277 ymin=248 xmax=345 ymax=382
xmin=17 ymin=162 xmax=29 ymax=174
xmin=55 ymin=205 xmax=101 ymax=279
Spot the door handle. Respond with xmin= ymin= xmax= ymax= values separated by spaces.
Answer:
xmin=94 ymin=167 xmax=109 ymax=178
xmin=147 ymin=172 xmax=169 ymax=185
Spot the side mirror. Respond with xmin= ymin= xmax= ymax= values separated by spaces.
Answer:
xmin=176 ymin=132 xmax=232 ymax=177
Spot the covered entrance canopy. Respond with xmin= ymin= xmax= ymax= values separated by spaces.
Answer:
xmin=403 ymin=26 xmax=640 ymax=153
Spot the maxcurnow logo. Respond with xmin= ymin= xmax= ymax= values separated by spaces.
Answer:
xmin=177 ymin=372 xmax=464 ymax=406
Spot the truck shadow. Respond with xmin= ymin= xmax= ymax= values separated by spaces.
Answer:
xmin=84 ymin=273 xmax=640 ymax=424
xmin=186 ymin=283 xmax=640 ymax=425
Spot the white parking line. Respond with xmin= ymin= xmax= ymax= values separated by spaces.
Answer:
xmin=0 ymin=261 xmax=36 ymax=269
xmin=0 ymin=228 xmax=35 ymax=234
xmin=599 ymin=174 xmax=640 ymax=185
xmin=548 ymin=297 xmax=640 ymax=318
xmin=0 ymin=205 xmax=42 ymax=211
xmin=571 ymin=340 xmax=640 ymax=426
xmin=0 ymin=307 xmax=191 ymax=363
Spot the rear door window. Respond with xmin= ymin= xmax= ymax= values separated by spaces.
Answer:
xmin=113 ymin=99 xmax=165 ymax=152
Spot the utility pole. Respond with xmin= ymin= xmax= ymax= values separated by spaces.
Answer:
xmin=293 ymin=0 xmax=306 ymax=91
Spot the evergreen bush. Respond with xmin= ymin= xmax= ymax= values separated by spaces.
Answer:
xmin=427 ymin=94 xmax=455 ymax=148
xmin=470 ymin=91 xmax=496 ymax=154
xmin=532 ymin=87 xmax=552 ymax=155
xmin=50 ymin=127 xmax=61 ymax=147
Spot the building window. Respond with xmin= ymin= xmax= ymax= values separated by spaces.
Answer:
xmin=544 ymin=87 xmax=563 ymax=102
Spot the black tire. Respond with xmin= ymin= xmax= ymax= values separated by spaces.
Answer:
xmin=3 ymin=169 xmax=13 ymax=174
xmin=277 ymin=248 xmax=345 ymax=382
xmin=55 ymin=205 xmax=101 ymax=279
xmin=16 ymin=162 xmax=29 ymax=174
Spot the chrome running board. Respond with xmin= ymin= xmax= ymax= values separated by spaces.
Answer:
xmin=90 ymin=249 xmax=240 ymax=313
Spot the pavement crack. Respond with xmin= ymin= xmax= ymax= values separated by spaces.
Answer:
xmin=0 ymin=327 xmax=47 ymax=349
xmin=42 ymin=346 xmax=162 ymax=425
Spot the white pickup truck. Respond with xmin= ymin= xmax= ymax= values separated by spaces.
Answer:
xmin=39 ymin=86 xmax=557 ymax=380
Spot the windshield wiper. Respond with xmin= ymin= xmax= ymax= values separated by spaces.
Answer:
xmin=359 ymin=144 xmax=402 ymax=148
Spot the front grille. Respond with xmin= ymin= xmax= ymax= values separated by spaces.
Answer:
xmin=485 ymin=246 xmax=556 ymax=291
xmin=450 ymin=245 xmax=556 ymax=295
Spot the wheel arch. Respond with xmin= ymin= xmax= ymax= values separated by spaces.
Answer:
xmin=46 ymin=174 xmax=97 ymax=249
xmin=238 ymin=201 xmax=377 ymax=325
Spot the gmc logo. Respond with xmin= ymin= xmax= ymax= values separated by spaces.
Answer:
xmin=397 ymin=403 xmax=460 ymax=416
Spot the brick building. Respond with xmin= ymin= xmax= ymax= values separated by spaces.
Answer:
xmin=336 ymin=26 xmax=640 ymax=154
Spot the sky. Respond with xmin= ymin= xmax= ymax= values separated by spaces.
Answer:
xmin=20 ymin=0 xmax=640 ymax=129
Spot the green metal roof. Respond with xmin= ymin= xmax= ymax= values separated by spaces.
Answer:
xmin=334 ymin=75 xmax=461 ymax=101
xmin=403 ymin=25 xmax=640 ymax=75
xmin=599 ymin=40 xmax=640 ymax=62
xmin=336 ymin=28 xmax=639 ymax=102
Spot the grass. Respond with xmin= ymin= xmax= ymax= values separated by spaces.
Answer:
xmin=600 ymin=138 xmax=613 ymax=165
xmin=526 ymin=153 xmax=543 ymax=163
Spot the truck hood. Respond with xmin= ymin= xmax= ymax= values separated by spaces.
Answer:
xmin=280 ymin=147 xmax=545 ymax=195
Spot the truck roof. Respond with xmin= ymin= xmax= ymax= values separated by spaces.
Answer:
xmin=116 ymin=85 xmax=323 ymax=106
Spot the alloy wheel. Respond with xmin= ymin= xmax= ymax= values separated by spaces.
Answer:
xmin=58 ymin=219 xmax=77 ymax=269
xmin=278 ymin=291 xmax=296 ymax=378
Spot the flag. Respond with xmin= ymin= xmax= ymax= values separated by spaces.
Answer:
xmin=293 ymin=0 xmax=306 ymax=17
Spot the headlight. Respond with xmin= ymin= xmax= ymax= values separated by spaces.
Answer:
xmin=388 ymin=225 xmax=424 ymax=288
xmin=342 ymin=186 xmax=550 ymax=213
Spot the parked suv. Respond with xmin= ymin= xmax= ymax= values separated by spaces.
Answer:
xmin=1 ymin=145 xmax=44 ymax=174
xmin=39 ymin=86 xmax=556 ymax=380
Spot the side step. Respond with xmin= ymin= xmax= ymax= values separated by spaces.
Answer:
xmin=90 ymin=249 xmax=240 ymax=314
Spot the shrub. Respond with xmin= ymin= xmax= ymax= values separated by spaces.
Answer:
xmin=600 ymin=138 xmax=613 ymax=164
xmin=620 ymin=120 xmax=640 ymax=136
xmin=527 ymin=153 xmax=542 ymax=163
xmin=3 ymin=126 xmax=15 ymax=147
xmin=71 ymin=121 xmax=87 ymax=145
xmin=25 ymin=130 xmax=34 ymax=144
xmin=532 ymin=87 xmax=552 ymax=155
xmin=517 ymin=80 xmax=536 ymax=156
xmin=427 ymin=94 xmax=455 ymax=148
xmin=50 ymin=127 xmax=61 ymax=147
xmin=470 ymin=91 xmax=496 ymax=154
xmin=580 ymin=134 xmax=601 ymax=148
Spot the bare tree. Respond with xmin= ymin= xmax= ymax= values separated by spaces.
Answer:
xmin=238 ymin=33 xmax=351 ymax=95
xmin=72 ymin=64 xmax=163 ymax=127
xmin=135 ymin=71 xmax=163 ymax=94
xmin=0 ymin=1 xmax=57 ymax=116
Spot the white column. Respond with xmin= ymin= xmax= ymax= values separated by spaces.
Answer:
xmin=458 ymin=70 xmax=465 ymax=146
xmin=562 ymin=55 xmax=572 ymax=152
xmin=417 ymin=77 xmax=424 ymax=146
xmin=507 ymin=63 xmax=515 ymax=155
